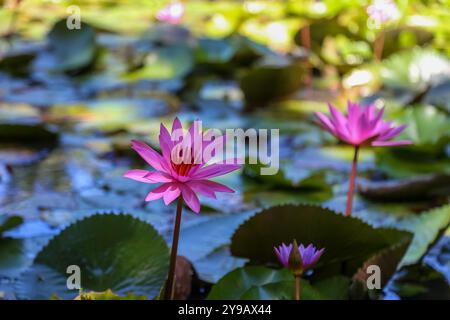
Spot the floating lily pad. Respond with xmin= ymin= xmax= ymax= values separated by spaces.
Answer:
xmin=124 ymin=45 xmax=194 ymax=81
xmin=16 ymin=213 xmax=169 ymax=300
xmin=352 ymin=241 xmax=410 ymax=298
xmin=0 ymin=124 xmax=58 ymax=166
xmin=0 ymin=215 xmax=23 ymax=236
xmin=194 ymin=38 xmax=237 ymax=64
xmin=381 ymin=27 xmax=434 ymax=59
xmin=0 ymin=53 xmax=35 ymax=77
xmin=359 ymin=174 xmax=450 ymax=201
xmin=47 ymin=19 xmax=97 ymax=72
xmin=387 ymin=264 xmax=450 ymax=299
xmin=395 ymin=204 xmax=450 ymax=266
xmin=0 ymin=238 xmax=29 ymax=277
xmin=239 ymin=56 xmax=304 ymax=109
xmin=381 ymin=49 xmax=450 ymax=90
xmin=231 ymin=204 xmax=412 ymax=278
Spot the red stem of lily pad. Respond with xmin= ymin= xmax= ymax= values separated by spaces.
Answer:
xmin=374 ymin=31 xmax=385 ymax=62
xmin=295 ymin=276 xmax=301 ymax=300
xmin=164 ymin=196 xmax=184 ymax=300
xmin=345 ymin=146 xmax=360 ymax=217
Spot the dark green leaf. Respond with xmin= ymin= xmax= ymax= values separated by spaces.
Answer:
xmin=16 ymin=213 xmax=169 ymax=300
xmin=47 ymin=19 xmax=97 ymax=72
xmin=231 ymin=204 xmax=412 ymax=277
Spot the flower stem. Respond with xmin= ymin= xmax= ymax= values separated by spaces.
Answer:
xmin=374 ymin=31 xmax=385 ymax=62
xmin=163 ymin=196 xmax=184 ymax=300
xmin=295 ymin=276 xmax=301 ymax=300
xmin=345 ymin=146 xmax=359 ymax=217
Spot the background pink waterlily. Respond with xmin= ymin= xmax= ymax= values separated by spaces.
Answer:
xmin=315 ymin=101 xmax=412 ymax=216
xmin=156 ymin=1 xmax=185 ymax=25
xmin=315 ymin=101 xmax=412 ymax=147
xmin=123 ymin=118 xmax=240 ymax=213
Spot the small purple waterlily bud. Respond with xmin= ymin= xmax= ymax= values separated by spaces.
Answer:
xmin=274 ymin=241 xmax=325 ymax=275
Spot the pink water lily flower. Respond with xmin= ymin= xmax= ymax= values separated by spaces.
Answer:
xmin=156 ymin=1 xmax=185 ymax=25
xmin=315 ymin=101 xmax=412 ymax=216
xmin=315 ymin=101 xmax=412 ymax=147
xmin=124 ymin=118 xmax=240 ymax=300
xmin=123 ymin=118 xmax=240 ymax=213
xmin=274 ymin=242 xmax=325 ymax=271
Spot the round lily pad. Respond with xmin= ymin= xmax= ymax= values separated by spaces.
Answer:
xmin=16 ymin=213 xmax=169 ymax=300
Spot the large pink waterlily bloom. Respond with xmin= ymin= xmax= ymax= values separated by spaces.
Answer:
xmin=315 ymin=101 xmax=412 ymax=147
xmin=123 ymin=118 xmax=240 ymax=213
xmin=156 ymin=2 xmax=184 ymax=25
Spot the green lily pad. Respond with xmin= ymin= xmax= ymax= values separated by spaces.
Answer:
xmin=0 ymin=124 xmax=58 ymax=166
xmin=244 ymin=161 xmax=330 ymax=190
xmin=359 ymin=174 xmax=450 ymax=201
xmin=398 ymin=105 xmax=450 ymax=150
xmin=194 ymin=38 xmax=237 ymax=64
xmin=0 ymin=238 xmax=29 ymax=277
xmin=375 ymin=149 xmax=450 ymax=179
xmin=0 ymin=215 xmax=23 ymax=236
xmin=124 ymin=45 xmax=194 ymax=80
xmin=47 ymin=19 xmax=97 ymax=72
xmin=321 ymin=35 xmax=372 ymax=72
xmin=16 ymin=213 xmax=169 ymax=300
xmin=388 ymin=264 xmax=450 ymax=299
xmin=381 ymin=27 xmax=434 ymax=59
xmin=208 ymin=266 xmax=350 ymax=300
xmin=239 ymin=56 xmax=304 ymax=109
xmin=395 ymin=204 xmax=450 ymax=266
xmin=0 ymin=53 xmax=35 ymax=77
xmin=231 ymin=204 xmax=412 ymax=277
xmin=375 ymin=105 xmax=450 ymax=178
xmin=381 ymin=48 xmax=450 ymax=90
xmin=352 ymin=241 xmax=411 ymax=298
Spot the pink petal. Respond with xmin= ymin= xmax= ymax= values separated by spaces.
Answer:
xmin=123 ymin=169 xmax=154 ymax=183
xmin=192 ymin=163 xmax=241 ymax=179
xmin=314 ymin=112 xmax=336 ymax=134
xmin=163 ymin=183 xmax=181 ymax=205
xmin=159 ymin=123 xmax=173 ymax=162
xmin=378 ymin=124 xmax=407 ymax=141
xmin=179 ymin=184 xmax=201 ymax=213
xmin=371 ymin=140 xmax=413 ymax=147
xmin=123 ymin=170 xmax=172 ymax=183
xmin=373 ymin=106 xmax=385 ymax=124
xmin=186 ymin=180 xmax=234 ymax=199
xmin=131 ymin=140 xmax=168 ymax=173
xmin=145 ymin=183 xmax=173 ymax=202
xmin=328 ymin=103 xmax=351 ymax=139
xmin=186 ymin=181 xmax=216 ymax=199
xmin=172 ymin=117 xmax=183 ymax=134
xmin=188 ymin=120 xmax=203 ymax=165
xmin=202 ymin=133 xmax=225 ymax=164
